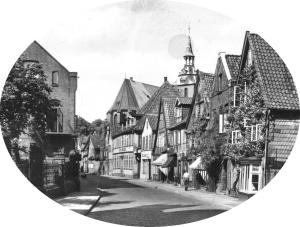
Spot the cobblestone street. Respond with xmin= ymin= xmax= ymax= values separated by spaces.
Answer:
xmin=56 ymin=175 xmax=245 ymax=226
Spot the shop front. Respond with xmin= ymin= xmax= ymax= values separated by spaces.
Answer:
xmin=238 ymin=158 xmax=263 ymax=195
xmin=152 ymin=153 xmax=168 ymax=182
xmin=140 ymin=150 xmax=152 ymax=179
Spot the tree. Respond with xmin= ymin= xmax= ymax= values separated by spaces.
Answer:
xmin=0 ymin=57 xmax=56 ymax=163
xmin=190 ymin=113 xmax=224 ymax=191
xmin=75 ymin=115 xmax=91 ymax=136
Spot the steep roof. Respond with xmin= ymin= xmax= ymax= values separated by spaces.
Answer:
xmin=184 ymin=35 xmax=194 ymax=57
xmin=22 ymin=41 xmax=70 ymax=73
xmin=162 ymin=97 xmax=178 ymax=129
xmin=200 ymin=71 xmax=214 ymax=96
xmin=268 ymin=119 xmax=299 ymax=161
xmin=135 ymin=81 xmax=180 ymax=132
xmin=138 ymin=81 xmax=180 ymax=115
xmin=225 ymin=55 xmax=241 ymax=81
xmin=246 ymin=33 xmax=299 ymax=110
xmin=109 ymin=79 xmax=159 ymax=112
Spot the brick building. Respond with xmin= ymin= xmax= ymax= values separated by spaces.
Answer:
xmin=19 ymin=41 xmax=77 ymax=158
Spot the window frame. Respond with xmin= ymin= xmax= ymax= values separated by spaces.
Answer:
xmin=52 ymin=71 xmax=59 ymax=86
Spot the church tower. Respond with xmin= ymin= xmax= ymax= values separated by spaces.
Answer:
xmin=175 ymin=28 xmax=197 ymax=98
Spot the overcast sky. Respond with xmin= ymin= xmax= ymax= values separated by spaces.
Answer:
xmin=39 ymin=0 xmax=245 ymax=122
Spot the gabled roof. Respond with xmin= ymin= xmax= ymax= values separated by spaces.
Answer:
xmin=199 ymin=71 xmax=214 ymax=96
xmin=135 ymin=81 xmax=180 ymax=132
xmin=242 ymin=32 xmax=299 ymax=111
xmin=109 ymin=78 xmax=159 ymax=113
xmin=161 ymin=97 xmax=178 ymax=129
xmin=135 ymin=114 xmax=158 ymax=132
xmin=138 ymin=81 xmax=180 ymax=115
xmin=22 ymin=41 xmax=71 ymax=73
xmin=225 ymin=55 xmax=241 ymax=81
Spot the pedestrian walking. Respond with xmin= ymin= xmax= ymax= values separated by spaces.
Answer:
xmin=182 ymin=171 xmax=189 ymax=191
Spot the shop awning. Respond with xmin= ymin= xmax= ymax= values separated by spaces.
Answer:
xmin=152 ymin=153 xmax=168 ymax=166
xmin=189 ymin=157 xmax=204 ymax=170
xmin=161 ymin=154 xmax=177 ymax=168
xmin=159 ymin=167 xmax=168 ymax=176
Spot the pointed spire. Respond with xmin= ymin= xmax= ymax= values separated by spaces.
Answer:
xmin=185 ymin=25 xmax=194 ymax=57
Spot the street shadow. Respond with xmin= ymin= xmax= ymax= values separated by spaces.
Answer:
xmin=87 ymin=203 xmax=226 ymax=226
xmin=98 ymin=200 xmax=133 ymax=208
xmin=97 ymin=176 xmax=145 ymax=189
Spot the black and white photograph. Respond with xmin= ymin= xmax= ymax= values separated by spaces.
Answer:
xmin=0 ymin=0 xmax=300 ymax=227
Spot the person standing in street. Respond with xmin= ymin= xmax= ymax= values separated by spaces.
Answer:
xmin=183 ymin=170 xmax=189 ymax=191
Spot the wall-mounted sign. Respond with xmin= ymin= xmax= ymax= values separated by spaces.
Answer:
xmin=141 ymin=150 xmax=152 ymax=160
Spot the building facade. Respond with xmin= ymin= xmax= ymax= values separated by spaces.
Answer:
xmin=107 ymin=77 xmax=159 ymax=178
xmin=19 ymin=41 xmax=78 ymax=159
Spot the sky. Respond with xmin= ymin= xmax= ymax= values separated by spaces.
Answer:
xmin=39 ymin=0 xmax=245 ymax=122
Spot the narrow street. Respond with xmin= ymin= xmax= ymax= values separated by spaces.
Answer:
xmin=55 ymin=175 xmax=242 ymax=226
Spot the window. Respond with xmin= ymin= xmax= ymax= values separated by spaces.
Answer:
xmin=232 ymin=130 xmax=242 ymax=144
xmin=219 ymin=113 xmax=229 ymax=133
xmin=218 ymin=74 xmax=222 ymax=91
xmin=184 ymin=88 xmax=188 ymax=97
xmin=175 ymin=107 xmax=182 ymax=123
xmin=142 ymin=137 xmax=145 ymax=150
xmin=239 ymin=164 xmax=261 ymax=194
xmin=233 ymin=86 xmax=240 ymax=107
xmin=245 ymin=124 xmax=263 ymax=141
xmin=47 ymin=107 xmax=63 ymax=132
xmin=52 ymin=71 xmax=59 ymax=86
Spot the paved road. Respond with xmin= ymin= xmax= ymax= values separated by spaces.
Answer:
xmin=57 ymin=175 xmax=227 ymax=226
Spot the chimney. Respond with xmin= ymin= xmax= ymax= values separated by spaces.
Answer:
xmin=218 ymin=51 xmax=226 ymax=57
xmin=130 ymin=77 xmax=134 ymax=81
xmin=164 ymin=77 xmax=168 ymax=82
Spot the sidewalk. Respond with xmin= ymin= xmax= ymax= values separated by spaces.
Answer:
xmin=104 ymin=175 xmax=247 ymax=210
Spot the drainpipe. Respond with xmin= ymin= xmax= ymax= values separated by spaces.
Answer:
xmin=263 ymin=109 xmax=271 ymax=187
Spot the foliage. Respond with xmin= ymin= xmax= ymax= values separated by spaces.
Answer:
xmin=221 ymin=141 xmax=264 ymax=161
xmin=0 ymin=57 xmax=56 ymax=162
xmin=75 ymin=115 xmax=91 ymax=136
xmin=220 ymin=65 xmax=267 ymax=160
xmin=189 ymin=112 xmax=224 ymax=187
xmin=75 ymin=116 xmax=108 ymax=138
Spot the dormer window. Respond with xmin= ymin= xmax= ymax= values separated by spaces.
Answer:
xmin=52 ymin=71 xmax=59 ymax=86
